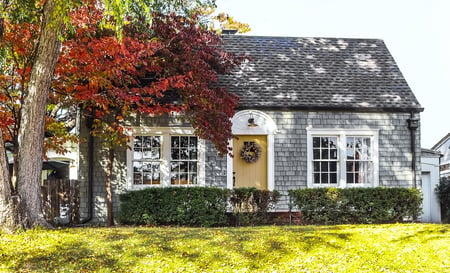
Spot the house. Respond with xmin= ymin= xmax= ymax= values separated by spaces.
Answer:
xmin=421 ymin=148 xmax=441 ymax=223
xmin=77 ymin=35 xmax=424 ymax=223
xmin=431 ymin=133 xmax=450 ymax=178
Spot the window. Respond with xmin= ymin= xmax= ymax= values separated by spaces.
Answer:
xmin=132 ymin=136 xmax=161 ymax=185
xmin=127 ymin=128 xmax=205 ymax=188
xmin=307 ymin=129 xmax=378 ymax=188
xmin=346 ymin=137 xmax=373 ymax=184
xmin=170 ymin=136 xmax=198 ymax=185
xmin=312 ymin=136 xmax=338 ymax=185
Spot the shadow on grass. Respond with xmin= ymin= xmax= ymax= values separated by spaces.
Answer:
xmin=5 ymin=240 xmax=121 ymax=272
xmin=390 ymin=224 xmax=450 ymax=243
xmin=1 ymin=225 xmax=363 ymax=272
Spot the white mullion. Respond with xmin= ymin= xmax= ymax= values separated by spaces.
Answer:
xmin=339 ymin=133 xmax=346 ymax=188
xmin=161 ymin=133 xmax=171 ymax=187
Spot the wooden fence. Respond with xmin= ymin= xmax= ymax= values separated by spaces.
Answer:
xmin=41 ymin=179 xmax=79 ymax=226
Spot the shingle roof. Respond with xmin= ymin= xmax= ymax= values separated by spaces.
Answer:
xmin=219 ymin=35 xmax=423 ymax=112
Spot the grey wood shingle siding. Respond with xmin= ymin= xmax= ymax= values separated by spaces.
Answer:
xmin=220 ymin=35 xmax=423 ymax=112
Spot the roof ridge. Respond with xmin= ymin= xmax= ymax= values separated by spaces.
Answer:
xmin=222 ymin=35 xmax=385 ymax=42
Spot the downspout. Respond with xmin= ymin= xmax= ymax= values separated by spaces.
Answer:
xmin=80 ymin=117 xmax=94 ymax=224
xmin=407 ymin=112 xmax=419 ymax=188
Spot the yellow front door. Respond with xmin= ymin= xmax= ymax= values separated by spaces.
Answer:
xmin=233 ymin=135 xmax=267 ymax=190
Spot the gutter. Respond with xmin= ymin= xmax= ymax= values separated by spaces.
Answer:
xmin=407 ymin=112 xmax=420 ymax=188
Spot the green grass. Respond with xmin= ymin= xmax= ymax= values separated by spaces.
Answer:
xmin=1 ymin=224 xmax=449 ymax=272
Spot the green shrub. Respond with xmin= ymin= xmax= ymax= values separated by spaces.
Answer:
xmin=229 ymin=187 xmax=280 ymax=226
xmin=119 ymin=187 xmax=281 ymax=227
xmin=435 ymin=177 xmax=450 ymax=223
xmin=289 ymin=187 xmax=422 ymax=225
xmin=118 ymin=187 xmax=229 ymax=227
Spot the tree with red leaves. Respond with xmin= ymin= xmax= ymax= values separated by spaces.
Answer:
xmin=54 ymin=6 xmax=244 ymax=226
xmin=0 ymin=0 xmax=246 ymax=231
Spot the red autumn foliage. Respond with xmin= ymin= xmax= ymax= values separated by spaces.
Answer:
xmin=54 ymin=6 xmax=244 ymax=154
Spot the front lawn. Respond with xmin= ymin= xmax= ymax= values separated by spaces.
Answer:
xmin=1 ymin=224 xmax=449 ymax=272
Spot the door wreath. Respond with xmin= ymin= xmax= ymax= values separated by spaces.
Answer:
xmin=240 ymin=141 xmax=262 ymax=163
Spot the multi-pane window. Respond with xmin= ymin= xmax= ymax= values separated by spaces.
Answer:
xmin=346 ymin=137 xmax=373 ymax=184
xmin=312 ymin=136 xmax=338 ymax=184
xmin=170 ymin=136 xmax=198 ymax=185
xmin=308 ymin=130 xmax=378 ymax=188
xmin=132 ymin=136 xmax=161 ymax=185
xmin=129 ymin=131 xmax=202 ymax=187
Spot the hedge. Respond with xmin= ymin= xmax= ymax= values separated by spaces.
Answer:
xmin=229 ymin=187 xmax=280 ymax=226
xmin=118 ymin=187 xmax=280 ymax=227
xmin=289 ymin=187 xmax=422 ymax=225
xmin=118 ymin=187 xmax=229 ymax=227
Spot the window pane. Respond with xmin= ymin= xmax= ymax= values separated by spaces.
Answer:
xmin=190 ymin=174 xmax=198 ymax=184
xmin=180 ymin=173 xmax=188 ymax=184
xmin=314 ymin=162 xmax=320 ymax=172
xmin=330 ymin=162 xmax=337 ymax=172
xmin=189 ymin=149 xmax=198 ymax=159
xmin=142 ymin=136 xmax=152 ymax=148
xmin=321 ymin=149 xmax=329 ymax=159
xmin=180 ymin=148 xmax=189 ymax=160
xmin=321 ymin=162 xmax=328 ymax=172
xmin=134 ymin=150 xmax=143 ymax=160
xmin=170 ymin=173 xmax=178 ymax=184
xmin=364 ymin=138 xmax=371 ymax=159
xmin=314 ymin=173 xmax=320 ymax=184
xmin=330 ymin=149 xmax=338 ymax=159
xmin=134 ymin=136 xmax=142 ymax=148
xmin=172 ymin=148 xmax=180 ymax=160
xmin=142 ymin=149 xmax=152 ymax=159
xmin=329 ymin=137 xmax=337 ymax=148
xmin=133 ymin=162 xmax=142 ymax=172
xmin=142 ymin=162 xmax=151 ymax=172
xmin=180 ymin=136 xmax=189 ymax=147
xmin=321 ymin=137 xmax=329 ymax=148
xmin=152 ymin=136 xmax=161 ymax=148
xmin=189 ymin=162 xmax=197 ymax=172
xmin=321 ymin=173 xmax=329 ymax=183
xmin=189 ymin=137 xmax=197 ymax=148
xmin=133 ymin=173 xmax=142 ymax=184
xmin=143 ymin=173 xmax=153 ymax=184
xmin=313 ymin=137 xmax=321 ymax=148
xmin=171 ymin=162 xmax=179 ymax=172
xmin=347 ymin=173 xmax=354 ymax=184
xmin=179 ymin=161 xmax=188 ymax=172
xmin=171 ymin=137 xmax=179 ymax=148
xmin=313 ymin=149 xmax=320 ymax=160
xmin=330 ymin=173 xmax=337 ymax=184
xmin=347 ymin=162 xmax=354 ymax=172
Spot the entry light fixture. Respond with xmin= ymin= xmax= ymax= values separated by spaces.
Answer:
xmin=247 ymin=112 xmax=258 ymax=127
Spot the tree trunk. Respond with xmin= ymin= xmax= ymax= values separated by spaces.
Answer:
xmin=105 ymin=147 xmax=115 ymax=227
xmin=0 ymin=128 xmax=19 ymax=233
xmin=16 ymin=0 xmax=64 ymax=229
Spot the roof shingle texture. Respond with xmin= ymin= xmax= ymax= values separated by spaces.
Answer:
xmin=219 ymin=35 xmax=422 ymax=112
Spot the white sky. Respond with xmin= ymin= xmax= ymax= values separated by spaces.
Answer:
xmin=216 ymin=0 xmax=450 ymax=148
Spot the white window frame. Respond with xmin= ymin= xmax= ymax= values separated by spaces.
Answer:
xmin=126 ymin=127 xmax=205 ymax=189
xmin=307 ymin=128 xmax=379 ymax=188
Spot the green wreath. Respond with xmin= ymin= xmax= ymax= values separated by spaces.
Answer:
xmin=240 ymin=141 xmax=262 ymax=163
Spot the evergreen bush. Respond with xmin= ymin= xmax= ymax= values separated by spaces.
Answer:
xmin=229 ymin=187 xmax=280 ymax=226
xmin=119 ymin=187 xmax=281 ymax=227
xmin=118 ymin=187 xmax=229 ymax=227
xmin=289 ymin=187 xmax=422 ymax=224
xmin=435 ymin=177 xmax=450 ymax=223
